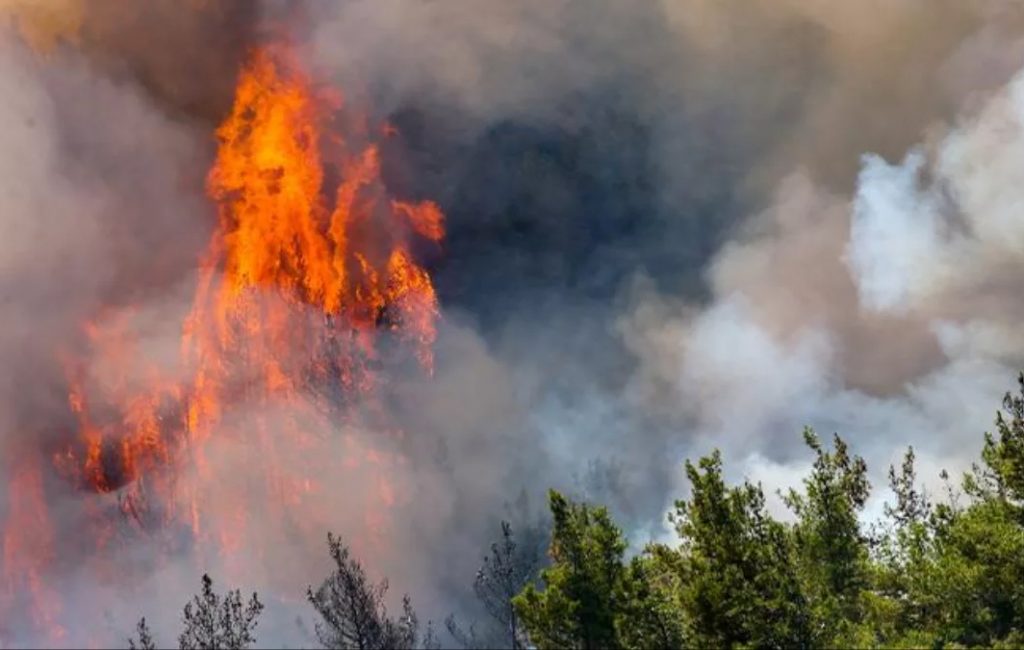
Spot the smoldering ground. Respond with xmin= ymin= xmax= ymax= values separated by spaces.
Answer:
xmin=4 ymin=0 xmax=1024 ymax=646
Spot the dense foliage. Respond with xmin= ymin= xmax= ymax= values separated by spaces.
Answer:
xmin=130 ymin=374 xmax=1024 ymax=648
xmin=513 ymin=375 xmax=1024 ymax=649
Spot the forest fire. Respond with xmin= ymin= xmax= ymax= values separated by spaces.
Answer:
xmin=1 ymin=42 xmax=442 ymax=642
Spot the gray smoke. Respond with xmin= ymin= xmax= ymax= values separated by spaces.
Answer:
xmin=4 ymin=0 xmax=1024 ymax=646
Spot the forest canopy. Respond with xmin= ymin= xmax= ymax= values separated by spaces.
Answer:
xmin=131 ymin=374 xmax=1024 ymax=649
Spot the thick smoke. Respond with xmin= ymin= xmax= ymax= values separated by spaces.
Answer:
xmin=303 ymin=0 xmax=1024 ymax=532
xmin=4 ymin=0 xmax=1024 ymax=646
xmin=0 ymin=3 xmax=240 ymax=645
xmin=620 ymin=3 xmax=1024 ymax=519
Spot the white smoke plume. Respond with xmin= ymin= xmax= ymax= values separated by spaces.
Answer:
xmin=4 ymin=1 xmax=1024 ymax=647
xmin=625 ymin=48 xmax=1024 ymax=523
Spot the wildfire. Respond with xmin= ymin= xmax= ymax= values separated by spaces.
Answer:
xmin=1 ymin=42 xmax=443 ymax=642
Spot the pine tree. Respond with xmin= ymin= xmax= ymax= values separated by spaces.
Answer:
xmin=675 ymin=450 xmax=810 ymax=648
xmin=513 ymin=491 xmax=628 ymax=649
xmin=178 ymin=574 xmax=264 ymax=650
xmin=615 ymin=547 xmax=688 ymax=649
xmin=447 ymin=520 xmax=538 ymax=649
xmin=128 ymin=617 xmax=157 ymax=650
xmin=978 ymin=372 xmax=1024 ymax=505
xmin=783 ymin=429 xmax=870 ymax=644
xmin=307 ymin=532 xmax=432 ymax=650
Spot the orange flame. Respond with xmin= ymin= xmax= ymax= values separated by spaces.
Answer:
xmin=2 ymin=452 xmax=64 ymax=643
xmin=1 ymin=42 xmax=443 ymax=639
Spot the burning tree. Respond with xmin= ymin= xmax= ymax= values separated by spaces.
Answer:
xmin=2 ymin=35 xmax=445 ymax=640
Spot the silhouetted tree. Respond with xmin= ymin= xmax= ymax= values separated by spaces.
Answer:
xmin=179 ymin=574 xmax=264 ymax=650
xmin=128 ymin=617 xmax=156 ymax=650
xmin=885 ymin=446 xmax=930 ymax=527
xmin=128 ymin=575 xmax=263 ymax=650
xmin=308 ymin=532 xmax=435 ymax=649
xmin=446 ymin=520 xmax=539 ymax=648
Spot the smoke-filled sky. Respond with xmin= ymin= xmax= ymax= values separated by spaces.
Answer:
xmin=4 ymin=0 xmax=1024 ymax=646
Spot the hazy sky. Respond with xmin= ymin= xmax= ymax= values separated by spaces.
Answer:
xmin=4 ymin=1 xmax=1024 ymax=645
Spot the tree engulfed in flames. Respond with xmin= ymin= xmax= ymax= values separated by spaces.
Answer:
xmin=1 ymin=44 xmax=443 ymax=642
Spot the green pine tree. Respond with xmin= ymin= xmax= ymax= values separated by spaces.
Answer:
xmin=513 ymin=491 xmax=629 ymax=649
xmin=783 ymin=429 xmax=871 ymax=645
xmin=675 ymin=450 xmax=811 ymax=648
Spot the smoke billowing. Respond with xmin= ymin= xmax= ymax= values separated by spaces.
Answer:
xmin=3 ymin=0 xmax=1024 ymax=646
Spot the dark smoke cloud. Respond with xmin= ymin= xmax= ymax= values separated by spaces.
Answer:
xmin=4 ymin=0 xmax=1024 ymax=645
xmin=297 ymin=0 xmax=1024 ymax=630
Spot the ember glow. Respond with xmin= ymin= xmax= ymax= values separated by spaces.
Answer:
xmin=1 ymin=42 xmax=442 ymax=641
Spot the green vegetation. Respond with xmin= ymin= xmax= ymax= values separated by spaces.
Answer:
xmin=513 ymin=375 xmax=1024 ymax=649
xmin=130 ymin=374 xmax=1024 ymax=648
